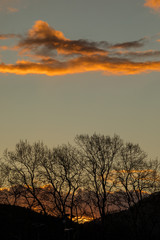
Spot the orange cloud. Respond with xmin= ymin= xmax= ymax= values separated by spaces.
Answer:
xmin=1 ymin=20 xmax=160 ymax=76
xmin=0 ymin=57 xmax=160 ymax=76
xmin=28 ymin=20 xmax=67 ymax=41
xmin=144 ymin=0 xmax=160 ymax=12
xmin=18 ymin=20 xmax=108 ymax=56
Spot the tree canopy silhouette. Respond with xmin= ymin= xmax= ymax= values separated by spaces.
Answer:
xmin=0 ymin=133 xmax=159 ymax=226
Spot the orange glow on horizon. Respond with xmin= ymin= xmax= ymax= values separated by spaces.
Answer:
xmin=72 ymin=216 xmax=94 ymax=224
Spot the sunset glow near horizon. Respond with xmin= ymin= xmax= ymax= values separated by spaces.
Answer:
xmin=0 ymin=0 xmax=160 ymax=159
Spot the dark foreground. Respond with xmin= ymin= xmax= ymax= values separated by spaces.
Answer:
xmin=1 ymin=192 xmax=160 ymax=240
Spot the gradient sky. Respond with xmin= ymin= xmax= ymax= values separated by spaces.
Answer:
xmin=0 ymin=0 xmax=160 ymax=158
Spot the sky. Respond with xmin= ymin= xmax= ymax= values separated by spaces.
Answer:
xmin=0 ymin=0 xmax=160 ymax=159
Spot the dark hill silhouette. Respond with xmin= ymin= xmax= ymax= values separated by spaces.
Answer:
xmin=0 ymin=204 xmax=65 ymax=240
xmin=1 ymin=192 xmax=160 ymax=240
xmin=80 ymin=192 xmax=160 ymax=240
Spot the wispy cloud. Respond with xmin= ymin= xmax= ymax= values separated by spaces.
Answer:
xmin=0 ymin=46 xmax=9 ymax=50
xmin=110 ymin=39 xmax=146 ymax=49
xmin=0 ymin=34 xmax=20 ymax=40
xmin=0 ymin=0 xmax=20 ymax=13
xmin=1 ymin=20 xmax=160 ymax=76
xmin=7 ymin=7 xmax=19 ymax=13
xmin=144 ymin=0 xmax=160 ymax=12
xmin=110 ymin=50 xmax=160 ymax=59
